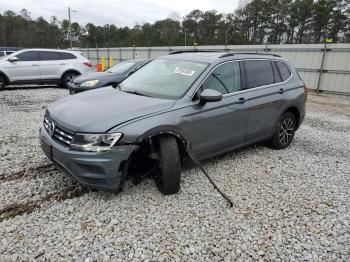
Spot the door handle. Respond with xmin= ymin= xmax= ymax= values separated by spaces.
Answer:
xmin=60 ymin=63 xmax=66 ymax=65
xmin=237 ymin=97 xmax=246 ymax=104
xmin=32 ymin=64 xmax=39 ymax=66
xmin=279 ymin=88 xmax=284 ymax=94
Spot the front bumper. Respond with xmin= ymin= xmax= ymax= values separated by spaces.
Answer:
xmin=40 ymin=127 xmax=137 ymax=192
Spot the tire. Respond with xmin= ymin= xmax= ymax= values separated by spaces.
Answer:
xmin=61 ymin=72 xmax=79 ymax=89
xmin=156 ymin=136 xmax=181 ymax=195
xmin=269 ymin=111 xmax=296 ymax=149
xmin=0 ymin=75 xmax=6 ymax=91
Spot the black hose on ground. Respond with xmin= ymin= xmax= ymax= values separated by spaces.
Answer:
xmin=186 ymin=146 xmax=234 ymax=208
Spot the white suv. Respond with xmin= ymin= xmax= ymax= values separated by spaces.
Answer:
xmin=0 ymin=49 xmax=93 ymax=90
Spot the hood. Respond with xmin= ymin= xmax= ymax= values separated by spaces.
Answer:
xmin=73 ymin=71 xmax=124 ymax=84
xmin=47 ymin=86 xmax=176 ymax=133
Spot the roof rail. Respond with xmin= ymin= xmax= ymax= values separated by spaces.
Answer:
xmin=169 ymin=50 xmax=219 ymax=55
xmin=219 ymin=52 xmax=281 ymax=58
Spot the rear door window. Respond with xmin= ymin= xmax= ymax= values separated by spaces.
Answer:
xmin=16 ymin=51 xmax=39 ymax=61
xmin=276 ymin=61 xmax=291 ymax=81
xmin=243 ymin=60 xmax=274 ymax=89
xmin=39 ymin=51 xmax=62 ymax=61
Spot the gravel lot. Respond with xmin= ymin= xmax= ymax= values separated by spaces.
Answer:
xmin=0 ymin=88 xmax=349 ymax=261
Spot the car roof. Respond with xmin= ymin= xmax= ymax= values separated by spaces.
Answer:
xmin=0 ymin=47 xmax=22 ymax=51
xmin=124 ymin=59 xmax=151 ymax=63
xmin=162 ymin=51 xmax=285 ymax=64
xmin=15 ymin=48 xmax=79 ymax=53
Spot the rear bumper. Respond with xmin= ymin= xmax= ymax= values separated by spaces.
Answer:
xmin=297 ymin=96 xmax=307 ymax=129
xmin=40 ymin=127 xmax=138 ymax=192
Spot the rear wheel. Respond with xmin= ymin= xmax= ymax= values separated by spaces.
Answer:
xmin=0 ymin=75 xmax=6 ymax=91
xmin=61 ymin=72 xmax=79 ymax=89
xmin=156 ymin=136 xmax=181 ymax=195
xmin=269 ymin=112 xmax=296 ymax=149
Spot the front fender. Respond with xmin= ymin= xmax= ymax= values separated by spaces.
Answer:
xmin=109 ymin=106 xmax=191 ymax=145
xmin=0 ymin=70 xmax=10 ymax=84
xmin=136 ymin=125 xmax=189 ymax=144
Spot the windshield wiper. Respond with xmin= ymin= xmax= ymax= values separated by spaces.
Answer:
xmin=116 ymin=85 xmax=152 ymax=97
xmin=122 ymin=89 xmax=152 ymax=97
xmin=112 ymin=84 xmax=124 ymax=90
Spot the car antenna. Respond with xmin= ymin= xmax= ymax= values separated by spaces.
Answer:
xmin=186 ymin=146 xmax=234 ymax=208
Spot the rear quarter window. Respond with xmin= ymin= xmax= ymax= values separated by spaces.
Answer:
xmin=276 ymin=61 xmax=291 ymax=81
xmin=243 ymin=60 xmax=274 ymax=89
xmin=272 ymin=61 xmax=282 ymax=83
xmin=59 ymin=52 xmax=77 ymax=60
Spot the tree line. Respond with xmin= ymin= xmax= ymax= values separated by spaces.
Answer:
xmin=1 ymin=0 xmax=349 ymax=49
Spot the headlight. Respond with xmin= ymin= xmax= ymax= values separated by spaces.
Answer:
xmin=80 ymin=80 xmax=99 ymax=87
xmin=70 ymin=133 xmax=122 ymax=152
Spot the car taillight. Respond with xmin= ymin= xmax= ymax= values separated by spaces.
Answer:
xmin=84 ymin=62 xmax=92 ymax=67
xmin=304 ymin=84 xmax=308 ymax=97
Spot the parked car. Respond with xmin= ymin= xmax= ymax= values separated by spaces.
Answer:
xmin=69 ymin=59 xmax=150 ymax=94
xmin=40 ymin=51 xmax=307 ymax=195
xmin=0 ymin=47 xmax=22 ymax=57
xmin=0 ymin=49 xmax=93 ymax=90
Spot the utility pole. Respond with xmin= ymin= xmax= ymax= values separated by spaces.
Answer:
xmin=68 ymin=7 xmax=77 ymax=49
xmin=68 ymin=7 xmax=72 ymax=48
xmin=316 ymin=36 xmax=332 ymax=94
xmin=1 ymin=24 xmax=6 ymax=46
xmin=184 ymin=29 xmax=189 ymax=46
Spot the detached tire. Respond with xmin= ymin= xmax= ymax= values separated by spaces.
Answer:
xmin=0 ymin=75 xmax=6 ymax=91
xmin=61 ymin=72 xmax=79 ymax=89
xmin=156 ymin=136 xmax=181 ymax=195
xmin=269 ymin=111 xmax=296 ymax=149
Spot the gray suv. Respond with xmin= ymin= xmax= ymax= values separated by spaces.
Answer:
xmin=40 ymin=51 xmax=307 ymax=195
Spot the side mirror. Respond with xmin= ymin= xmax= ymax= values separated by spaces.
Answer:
xmin=199 ymin=89 xmax=223 ymax=105
xmin=8 ymin=56 xmax=18 ymax=62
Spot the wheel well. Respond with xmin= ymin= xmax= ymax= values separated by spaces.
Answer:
xmin=60 ymin=70 xmax=81 ymax=83
xmin=285 ymin=107 xmax=300 ymax=128
xmin=130 ymin=132 xmax=189 ymax=166
xmin=151 ymin=134 xmax=188 ymax=161
xmin=120 ymin=133 xmax=188 ymax=184
xmin=0 ymin=72 xmax=10 ymax=85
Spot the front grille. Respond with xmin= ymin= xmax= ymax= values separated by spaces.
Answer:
xmin=44 ymin=117 xmax=74 ymax=145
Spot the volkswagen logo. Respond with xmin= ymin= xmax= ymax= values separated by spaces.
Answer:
xmin=48 ymin=122 xmax=55 ymax=137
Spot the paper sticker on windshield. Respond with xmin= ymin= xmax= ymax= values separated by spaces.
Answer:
xmin=174 ymin=67 xmax=195 ymax=76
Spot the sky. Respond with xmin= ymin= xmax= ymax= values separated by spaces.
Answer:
xmin=0 ymin=0 xmax=239 ymax=27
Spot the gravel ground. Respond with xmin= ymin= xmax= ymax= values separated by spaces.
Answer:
xmin=0 ymin=88 xmax=349 ymax=261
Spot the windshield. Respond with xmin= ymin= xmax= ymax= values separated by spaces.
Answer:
xmin=107 ymin=61 xmax=136 ymax=73
xmin=119 ymin=58 xmax=208 ymax=99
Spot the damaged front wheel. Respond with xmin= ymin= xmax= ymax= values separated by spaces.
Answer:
xmin=156 ymin=136 xmax=181 ymax=195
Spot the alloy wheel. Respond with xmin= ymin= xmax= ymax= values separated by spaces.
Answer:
xmin=279 ymin=117 xmax=294 ymax=145
xmin=65 ymin=74 xmax=76 ymax=84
